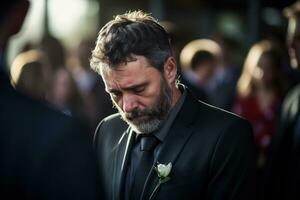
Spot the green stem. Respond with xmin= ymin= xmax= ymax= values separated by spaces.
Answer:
xmin=149 ymin=181 xmax=161 ymax=200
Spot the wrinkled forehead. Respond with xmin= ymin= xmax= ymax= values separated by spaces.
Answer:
xmin=100 ymin=56 xmax=157 ymax=89
xmin=100 ymin=55 xmax=151 ymax=75
xmin=100 ymin=65 xmax=122 ymax=78
xmin=100 ymin=64 xmax=126 ymax=87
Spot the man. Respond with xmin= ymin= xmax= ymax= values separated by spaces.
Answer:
xmin=262 ymin=2 xmax=300 ymax=200
xmin=0 ymin=0 xmax=101 ymax=199
xmin=91 ymin=11 xmax=255 ymax=200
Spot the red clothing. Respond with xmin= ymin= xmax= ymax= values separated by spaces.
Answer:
xmin=233 ymin=95 xmax=281 ymax=167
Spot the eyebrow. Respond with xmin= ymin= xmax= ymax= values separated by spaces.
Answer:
xmin=107 ymin=82 xmax=147 ymax=93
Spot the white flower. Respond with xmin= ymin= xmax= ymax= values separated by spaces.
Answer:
xmin=150 ymin=162 xmax=172 ymax=200
xmin=156 ymin=162 xmax=172 ymax=179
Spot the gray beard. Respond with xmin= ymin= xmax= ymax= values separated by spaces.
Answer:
xmin=117 ymin=77 xmax=172 ymax=134
xmin=126 ymin=117 xmax=162 ymax=134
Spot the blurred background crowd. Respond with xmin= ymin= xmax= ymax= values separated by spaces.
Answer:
xmin=3 ymin=0 xmax=300 ymax=199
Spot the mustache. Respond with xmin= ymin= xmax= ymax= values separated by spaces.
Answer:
xmin=124 ymin=108 xmax=155 ymax=120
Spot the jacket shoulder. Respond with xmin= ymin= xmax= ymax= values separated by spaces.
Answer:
xmin=94 ymin=113 xmax=128 ymax=146
xmin=187 ymin=100 xmax=253 ymax=145
xmin=197 ymin=100 xmax=248 ymax=125
xmin=96 ymin=113 xmax=127 ymax=132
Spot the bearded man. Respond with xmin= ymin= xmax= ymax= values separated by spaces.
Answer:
xmin=91 ymin=10 xmax=255 ymax=200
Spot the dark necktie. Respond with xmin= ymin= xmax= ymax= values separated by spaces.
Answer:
xmin=130 ymin=135 xmax=158 ymax=200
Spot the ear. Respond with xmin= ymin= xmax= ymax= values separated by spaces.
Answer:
xmin=163 ymin=57 xmax=177 ymax=85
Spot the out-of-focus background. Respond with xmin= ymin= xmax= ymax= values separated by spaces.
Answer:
xmin=8 ymin=0 xmax=294 ymax=63
xmin=6 ymin=0 xmax=297 ymax=139
xmin=6 ymin=0 xmax=298 ymax=132
xmin=4 ymin=0 xmax=300 ymax=198
xmin=6 ymin=0 xmax=295 ymax=123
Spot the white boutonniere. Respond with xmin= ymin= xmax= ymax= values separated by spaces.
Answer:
xmin=149 ymin=162 xmax=172 ymax=200
xmin=155 ymin=162 xmax=172 ymax=183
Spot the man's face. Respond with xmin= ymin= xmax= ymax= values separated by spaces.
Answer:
xmin=287 ymin=17 xmax=300 ymax=69
xmin=101 ymin=55 xmax=173 ymax=134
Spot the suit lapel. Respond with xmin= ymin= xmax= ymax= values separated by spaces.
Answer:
xmin=114 ymin=127 xmax=135 ymax=200
xmin=141 ymin=92 xmax=200 ymax=200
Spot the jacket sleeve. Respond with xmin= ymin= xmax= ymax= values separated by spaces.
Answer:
xmin=207 ymin=119 xmax=256 ymax=200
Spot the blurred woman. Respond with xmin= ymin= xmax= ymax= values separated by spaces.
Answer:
xmin=48 ymin=68 xmax=83 ymax=117
xmin=233 ymin=40 xmax=289 ymax=170
xmin=10 ymin=50 xmax=51 ymax=100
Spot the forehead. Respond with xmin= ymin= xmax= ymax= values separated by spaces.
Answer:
xmin=101 ymin=55 xmax=161 ymax=90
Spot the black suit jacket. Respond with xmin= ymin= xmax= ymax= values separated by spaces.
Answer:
xmin=263 ymin=83 xmax=300 ymax=200
xmin=0 ymin=71 xmax=101 ymax=200
xmin=94 ymin=91 xmax=256 ymax=200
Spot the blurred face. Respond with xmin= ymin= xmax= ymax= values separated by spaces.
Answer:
xmin=194 ymin=60 xmax=217 ymax=85
xmin=52 ymin=69 xmax=73 ymax=105
xmin=101 ymin=55 xmax=173 ymax=134
xmin=287 ymin=17 xmax=300 ymax=68
xmin=253 ymin=54 xmax=277 ymax=88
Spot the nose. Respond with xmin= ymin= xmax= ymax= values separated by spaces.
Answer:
xmin=122 ymin=94 xmax=138 ymax=113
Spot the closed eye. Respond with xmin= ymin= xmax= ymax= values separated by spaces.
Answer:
xmin=133 ymin=86 xmax=145 ymax=94
xmin=107 ymin=82 xmax=147 ymax=97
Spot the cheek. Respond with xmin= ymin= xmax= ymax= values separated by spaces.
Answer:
xmin=112 ymin=94 xmax=155 ymax=112
xmin=136 ymin=87 xmax=163 ymax=110
xmin=138 ymin=96 xmax=157 ymax=109
xmin=140 ymin=87 xmax=165 ymax=108
xmin=142 ymin=82 xmax=163 ymax=106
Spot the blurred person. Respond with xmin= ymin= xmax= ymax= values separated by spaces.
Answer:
xmin=39 ymin=35 xmax=92 ymax=122
xmin=179 ymin=39 xmax=221 ymax=105
xmin=0 ymin=0 xmax=101 ymax=199
xmin=69 ymin=39 xmax=114 ymax=129
xmin=39 ymin=35 xmax=66 ymax=72
xmin=160 ymin=21 xmax=191 ymax=64
xmin=213 ymin=34 xmax=243 ymax=110
xmin=10 ymin=50 xmax=51 ymax=100
xmin=91 ymin=10 xmax=255 ymax=200
xmin=233 ymin=40 xmax=289 ymax=173
xmin=48 ymin=67 xmax=83 ymax=116
xmin=286 ymin=1 xmax=300 ymax=89
xmin=161 ymin=22 xmax=208 ymax=102
xmin=262 ymin=2 xmax=300 ymax=200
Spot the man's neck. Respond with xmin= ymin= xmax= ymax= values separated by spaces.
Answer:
xmin=171 ymin=85 xmax=183 ymax=108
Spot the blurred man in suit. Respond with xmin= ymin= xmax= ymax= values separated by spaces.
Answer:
xmin=262 ymin=2 xmax=300 ymax=200
xmin=0 ymin=0 xmax=101 ymax=199
xmin=91 ymin=10 xmax=255 ymax=200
